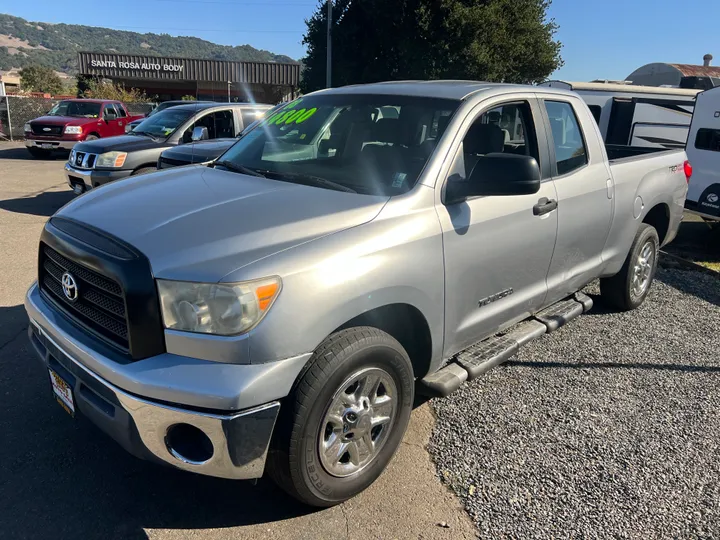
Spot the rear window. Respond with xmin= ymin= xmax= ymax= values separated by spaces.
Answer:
xmin=695 ymin=128 xmax=720 ymax=152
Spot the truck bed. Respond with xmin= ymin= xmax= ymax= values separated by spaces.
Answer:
xmin=605 ymin=144 xmax=680 ymax=163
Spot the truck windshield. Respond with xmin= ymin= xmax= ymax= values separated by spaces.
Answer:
xmin=48 ymin=101 xmax=102 ymax=118
xmin=217 ymin=94 xmax=459 ymax=196
xmin=130 ymin=108 xmax=195 ymax=138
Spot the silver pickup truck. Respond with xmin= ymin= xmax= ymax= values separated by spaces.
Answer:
xmin=25 ymin=81 xmax=689 ymax=507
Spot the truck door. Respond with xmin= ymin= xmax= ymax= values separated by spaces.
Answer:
xmin=101 ymin=104 xmax=122 ymax=136
xmin=115 ymin=103 xmax=128 ymax=134
xmin=539 ymin=97 xmax=614 ymax=303
xmin=437 ymin=97 xmax=558 ymax=356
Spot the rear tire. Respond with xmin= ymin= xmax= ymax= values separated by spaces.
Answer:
xmin=600 ymin=223 xmax=659 ymax=311
xmin=27 ymin=147 xmax=50 ymax=158
xmin=267 ymin=327 xmax=414 ymax=507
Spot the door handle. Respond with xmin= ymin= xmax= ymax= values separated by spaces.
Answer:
xmin=533 ymin=197 xmax=558 ymax=216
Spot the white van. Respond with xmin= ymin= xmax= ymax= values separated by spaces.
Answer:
xmin=541 ymin=81 xmax=700 ymax=149
xmin=685 ymin=86 xmax=720 ymax=221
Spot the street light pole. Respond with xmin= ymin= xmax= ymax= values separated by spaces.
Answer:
xmin=326 ymin=0 xmax=332 ymax=88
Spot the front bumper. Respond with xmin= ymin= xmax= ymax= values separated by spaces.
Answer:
xmin=25 ymin=283 xmax=288 ymax=480
xmin=65 ymin=162 xmax=132 ymax=192
xmin=26 ymin=138 xmax=79 ymax=150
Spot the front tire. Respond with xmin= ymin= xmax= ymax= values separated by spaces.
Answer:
xmin=84 ymin=134 xmax=99 ymax=141
xmin=268 ymin=327 xmax=414 ymax=507
xmin=600 ymin=223 xmax=659 ymax=311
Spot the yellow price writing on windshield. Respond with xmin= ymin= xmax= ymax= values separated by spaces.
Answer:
xmin=263 ymin=99 xmax=318 ymax=127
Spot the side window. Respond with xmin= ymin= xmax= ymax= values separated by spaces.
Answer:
xmin=695 ymin=128 xmax=720 ymax=152
xmin=241 ymin=109 xmax=264 ymax=131
xmin=588 ymin=105 xmax=601 ymax=125
xmin=544 ymin=101 xmax=588 ymax=175
xmin=212 ymin=110 xmax=235 ymax=138
xmin=182 ymin=111 xmax=216 ymax=142
xmin=115 ymin=103 xmax=127 ymax=118
xmin=456 ymin=101 xmax=538 ymax=179
xmin=103 ymin=104 xmax=118 ymax=119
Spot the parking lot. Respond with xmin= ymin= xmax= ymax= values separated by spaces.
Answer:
xmin=2 ymin=141 xmax=720 ymax=539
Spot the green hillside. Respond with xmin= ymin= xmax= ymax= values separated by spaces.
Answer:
xmin=0 ymin=13 xmax=298 ymax=75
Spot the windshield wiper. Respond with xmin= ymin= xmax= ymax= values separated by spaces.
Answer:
xmin=256 ymin=170 xmax=357 ymax=194
xmin=212 ymin=161 xmax=267 ymax=178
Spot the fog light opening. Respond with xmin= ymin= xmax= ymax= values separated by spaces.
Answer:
xmin=165 ymin=423 xmax=214 ymax=465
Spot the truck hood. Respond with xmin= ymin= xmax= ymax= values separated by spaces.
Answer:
xmin=31 ymin=115 xmax=95 ymax=127
xmin=56 ymin=166 xmax=388 ymax=282
xmin=74 ymin=134 xmax=168 ymax=154
xmin=161 ymin=139 xmax=236 ymax=164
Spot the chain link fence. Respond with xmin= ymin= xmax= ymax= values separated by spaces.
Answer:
xmin=0 ymin=97 xmax=156 ymax=141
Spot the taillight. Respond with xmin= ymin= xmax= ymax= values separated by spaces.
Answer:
xmin=684 ymin=160 xmax=692 ymax=183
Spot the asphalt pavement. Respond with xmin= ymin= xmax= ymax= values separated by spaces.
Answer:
xmin=0 ymin=142 xmax=476 ymax=540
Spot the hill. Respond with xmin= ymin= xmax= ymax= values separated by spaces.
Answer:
xmin=0 ymin=13 xmax=298 ymax=76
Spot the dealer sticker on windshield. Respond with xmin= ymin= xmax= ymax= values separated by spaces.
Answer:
xmin=392 ymin=172 xmax=408 ymax=188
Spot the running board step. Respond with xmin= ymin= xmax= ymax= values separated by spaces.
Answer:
xmin=533 ymin=298 xmax=584 ymax=332
xmin=418 ymin=294 xmax=594 ymax=398
xmin=419 ymin=319 xmax=548 ymax=397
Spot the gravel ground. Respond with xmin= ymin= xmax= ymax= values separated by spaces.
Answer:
xmin=429 ymin=267 xmax=720 ymax=538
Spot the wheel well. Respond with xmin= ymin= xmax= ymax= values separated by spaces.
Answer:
xmin=335 ymin=304 xmax=432 ymax=378
xmin=133 ymin=164 xmax=157 ymax=174
xmin=643 ymin=204 xmax=670 ymax=245
xmin=87 ymin=132 xmax=100 ymax=138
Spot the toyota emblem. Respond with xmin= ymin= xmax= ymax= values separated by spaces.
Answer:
xmin=61 ymin=272 xmax=79 ymax=302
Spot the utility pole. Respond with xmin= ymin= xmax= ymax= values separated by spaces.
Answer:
xmin=326 ymin=0 xmax=332 ymax=88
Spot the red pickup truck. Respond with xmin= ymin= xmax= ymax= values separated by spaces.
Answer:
xmin=24 ymin=99 xmax=144 ymax=158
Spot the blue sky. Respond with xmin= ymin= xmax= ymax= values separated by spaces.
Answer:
xmin=3 ymin=0 xmax=719 ymax=81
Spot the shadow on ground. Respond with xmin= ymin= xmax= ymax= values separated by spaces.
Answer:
xmin=664 ymin=219 xmax=720 ymax=264
xmin=0 ymin=189 xmax=75 ymax=217
xmin=0 ymin=146 xmax=68 ymax=161
xmin=0 ymin=302 xmax=319 ymax=540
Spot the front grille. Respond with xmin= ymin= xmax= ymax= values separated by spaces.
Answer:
xmin=31 ymin=124 xmax=63 ymax=136
xmin=158 ymin=156 xmax=188 ymax=169
xmin=40 ymin=244 xmax=129 ymax=350
xmin=70 ymin=150 xmax=97 ymax=169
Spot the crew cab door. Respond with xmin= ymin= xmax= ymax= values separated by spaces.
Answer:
xmin=101 ymin=104 xmax=122 ymax=136
xmin=538 ymin=96 xmax=614 ymax=303
xmin=437 ymin=96 xmax=558 ymax=356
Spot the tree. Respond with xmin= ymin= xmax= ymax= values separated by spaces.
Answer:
xmin=300 ymin=0 xmax=563 ymax=93
xmin=19 ymin=65 xmax=64 ymax=94
xmin=81 ymin=79 xmax=149 ymax=103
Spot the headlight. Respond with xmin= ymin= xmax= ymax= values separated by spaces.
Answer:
xmin=96 ymin=151 xmax=128 ymax=168
xmin=125 ymin=124 xmax=131 ymax=133
xmin=24 ymin=123 xmax=31 ymax=132
xmin=64 ymin=126 xmax=83 ymax=134
xmin=157 ymin=277 xmax=281 ymax=335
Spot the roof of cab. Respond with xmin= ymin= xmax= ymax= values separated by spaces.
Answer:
xmin=312 ymin=80 xmax=576 ymax=100
xmin=169 ymin=102 xmax=273 ymax=112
